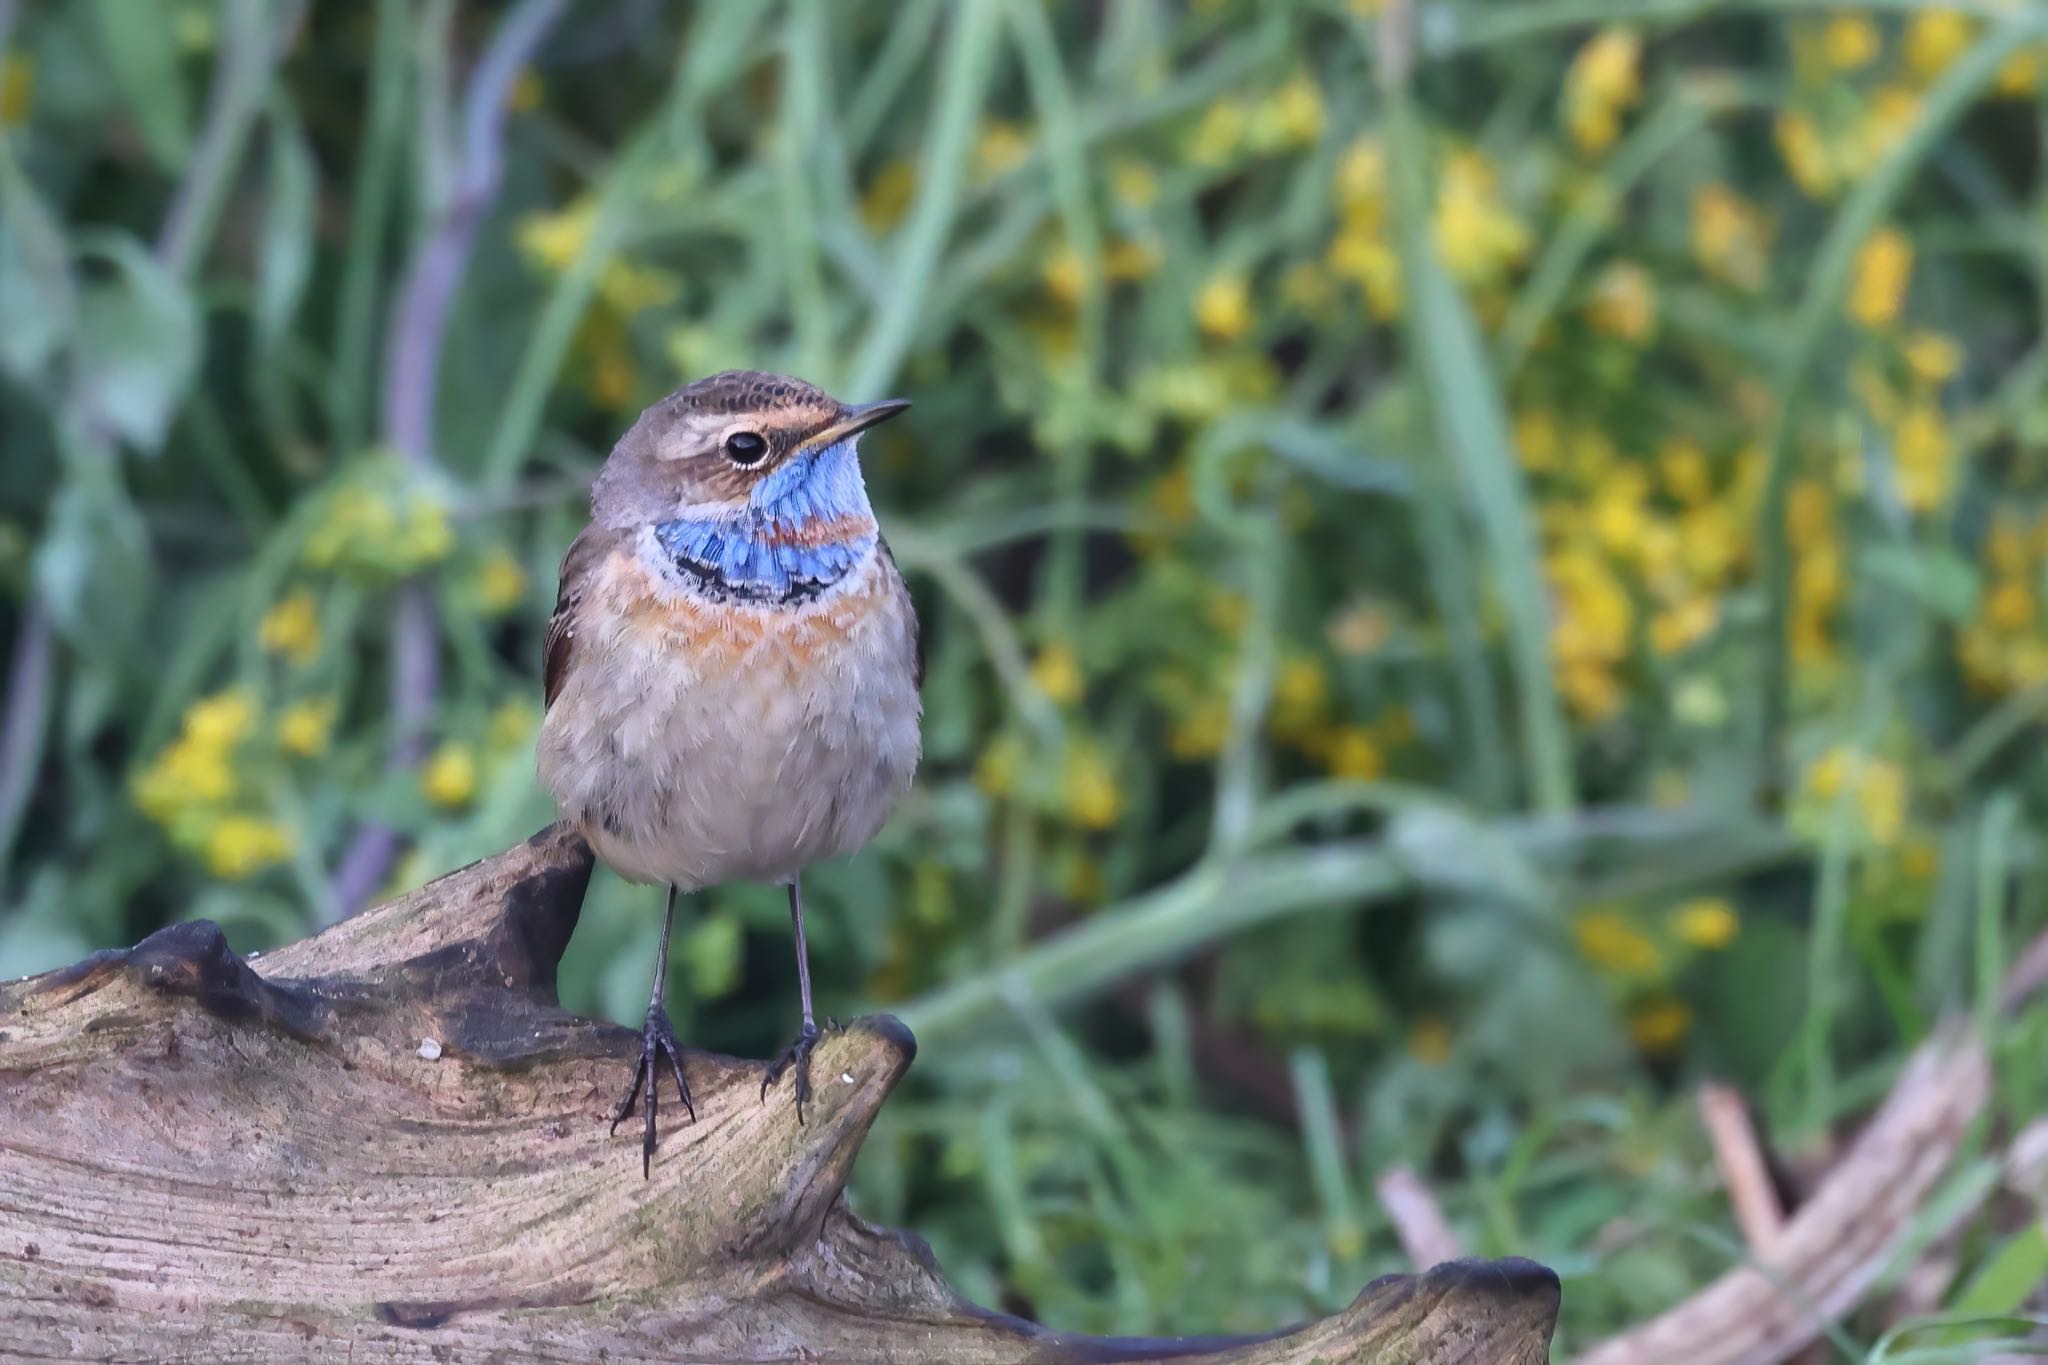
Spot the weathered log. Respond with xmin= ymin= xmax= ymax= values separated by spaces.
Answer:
xmin=0 ymin=825 xmax=1559 ymax=1363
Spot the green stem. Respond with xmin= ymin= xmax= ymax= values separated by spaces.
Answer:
xmin=846 ymin=0 xmax=1002 ymax=397
xmin=331 ymin=0 xmax=410 ymax=452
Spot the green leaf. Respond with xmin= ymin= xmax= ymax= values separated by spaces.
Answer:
xmin=1952 ymin=1224 xmax=2048 ymax=1318
xmin=254 ymin=99 xmax=315 ymax=342
xmin=73 ymin=233 xmax=200 ymax=453
xmin=1384 ymin=85 xmax=1574 ymax=816
xmin=0 ymin=154 xmax=75 ymax=380
xmin=1861 ymin=543 xmax=1979 ymax=623
xmin=31 ymin=471 xmax=151 ymax=665
xmin=87 ymin=0 xmax=194 ymax=171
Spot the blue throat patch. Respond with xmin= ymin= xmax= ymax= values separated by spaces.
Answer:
xmin=653 ymin=439 xmax=878 ymax=604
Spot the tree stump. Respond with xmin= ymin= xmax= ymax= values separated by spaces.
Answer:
xmin=0 ymin=825 xmax=1559 ymax=1362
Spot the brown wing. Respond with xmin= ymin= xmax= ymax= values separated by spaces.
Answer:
xmin=543 ymin=526 xmax=617 ymax=711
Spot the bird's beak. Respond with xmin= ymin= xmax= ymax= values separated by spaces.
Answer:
xmin=807 ymin=398 xmax=911 ymax=450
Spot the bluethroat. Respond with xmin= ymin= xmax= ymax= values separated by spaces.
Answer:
xmin=536 ymin=370 xmax=921 ymax=1175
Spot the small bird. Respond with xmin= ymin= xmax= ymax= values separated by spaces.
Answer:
xmin=536 ymin=369 xmax=921 ymax=1175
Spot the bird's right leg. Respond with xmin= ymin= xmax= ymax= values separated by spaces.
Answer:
xmin=609 ymin=884 xmax=694 ymax=1177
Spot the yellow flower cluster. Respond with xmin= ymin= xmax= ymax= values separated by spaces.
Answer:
xmin=1527 ymin=414 xmax=1759 ymax=719
xmin=1959 ymin=511 xmax=2048 ymax=694
xmin=1432 ymin=150 xmax=1531 ymax=290
xmin=1561 ymin=28 xmax=1643 ymax=154
xmin=1585 ymin=260 xmax=1658 ymax=343
xmin=259 ymin=589 xmax=322 ymax=667
xmin=1572 ymin=895 xmax=1738 ymax=1055
xmin=975 ymin=732 xmax=1127 ymax=832
xmin=1787 ymin=480 xmax=1845 ymax=671
xmin=132 ymin=690 xmax=296 ymax=880
xmin=1799 ymin=744 xmax=1908 ymax=846
xmin=1848 ymin=226 xmax=1913 ymax=330
xmin=472 ymin=546 xmax=529 ymax=615
xmin=1691 ymin=184 xmax=1771 ymax=291
xmin=303 ymin=462 xmax=455 ymax=580
xmin=421 ymin=741 xmax=478 ymax=809
xmin=277 ymin=697 xmax=338 ymax=758
xmin=1326 ymin=137 xmax=1400 ymax=319
xmin=1186 ymin=72 xmax=1324 ymax=168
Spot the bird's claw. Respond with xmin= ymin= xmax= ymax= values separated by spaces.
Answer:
xmin=610 ymin=1005 xmax=694 ymax=1178
xmin=760 ymin=1019 xmax=823 ymax=1124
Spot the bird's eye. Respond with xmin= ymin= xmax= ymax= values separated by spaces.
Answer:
xmin=723 ymin=431 xmax=769 ymax=466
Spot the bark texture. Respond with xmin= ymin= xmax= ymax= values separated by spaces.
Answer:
xmin=0 ymin=825 xmax=1559 ymax=1363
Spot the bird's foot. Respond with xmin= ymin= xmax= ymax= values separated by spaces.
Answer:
xmin=760 ymin=1017 xmax=830 ymax=1124
xmin=609 ymin=1005 xmax=694 ymax=1178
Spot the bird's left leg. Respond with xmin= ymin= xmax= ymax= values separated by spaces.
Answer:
xmin=761 ymin=878 xmax=826 ymax=1122
xmin=609 ymin=884 xmax=694 ymax=1177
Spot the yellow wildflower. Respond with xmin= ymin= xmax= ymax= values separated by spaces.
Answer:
xmin=1905 ymin=10 xmax=1976 ymax=82
xmin=1649 ymin=594 xmax=1718 ymax=655
xmin=1821 ymin=13 xmax=1882 ymax=71
xmin=1859 ymin=85 xmax=1921 ymax=169
xmin=1996 ymin=48 xmax=2042 ymax=98
xmin=1803 ymin=746 xmax=1908 ymax=845
xmin=203 ymin=816 xmax=294 ymax=880
xmin=1188 ymin=98 xmax=1248 ymax=166
xmin=859 ymin=159 xmax=917 ymax=234
xmin=474 ymin=547 xmax=528 ymax=615
xmin=1110 ymin=159 xmax=1158 ymax=211
xmin=277 ymin=697 xmax=338 ymax=759
xmin=1562 ymin=27 xmax=1643 ymax=154
xmin=132 ymin=731 xmax=237 ymax=821
xmin=1324 ymin=726 xmax=1385 ymax=780
xmin=1060 ymin=742 xmax=1124 ymax=829
xmin=1327 ymin=228 xmax=1402 ymax=319
xmin=1030 ymin=644 xmax=1084 ymax=706
xmin=186 ymin=689 xmax=258 ymax=748
xmin=1903 ymin=330 xmax=1962 ymax=385
xmin=1042 ymin=246 xmax=1086 ymax=309
xmin=1657 ymin=437 xmax=1713 ymax=506
xmin=1169 ymin=698 xmax=1230 ymax=761
xmin=1627 ymin=996 xmax=1693 ymax=1053
xmin=1250 ymin=71 xmax=1324 ymax=151
xmin=1195 ymin=272 xmax=1254 ymax=342
xmin=0 ymin=52 xmax=33 ymax=127
xmin=974 ymin=732 xmax=1023 ymax=796
xmin=1104 ymin=237 xmax=1162 ymax=283
xmin=1515 ymin=409 xmax=1561 ymax=473
xmin=259 ymin=591 xmax=322 ymax=667
xmin=1849 ymin=227 xmax=1913 ymax=330
xmin=486 ymin=697 xmax=538 ymax=751
xmin=1985 ymin=577 xmax=2034 ymax=632
xmin=1272 ymin=655 xmax=1330 ymax=726
xmin=1672 ymin=897 xmax=1739 ymax=949
xmin=421 ymin=742 xmax=478 ymax=808
xmin=1586 ymin=261 xmax=1658 ymax=343
xmin=1692 ymin=185 xmax=1769 ymax=291
xmin=1433 ymin=150 xmax=1530 ymax=286
xmin=514 ymin=199 xmax=595 ymax=272
xmin=974 ymin=120 xmax=1031 ymax=182
xmin=1573 ymin=908 xmax=1662 ymax=977
xmin=1775 ymin=110 xmax=1838 ymax=199
xmin=1893 ymin=402 xmax=1955 ymax=512
xmin=596 ymin=261 xmax=681 ymax=316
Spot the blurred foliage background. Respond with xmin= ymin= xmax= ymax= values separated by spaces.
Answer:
xmin=6 ymin=0 xmax=2048 ymax=1354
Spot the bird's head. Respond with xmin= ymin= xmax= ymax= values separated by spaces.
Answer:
xmin=591 ymin=369 xmax=909 ymax=529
